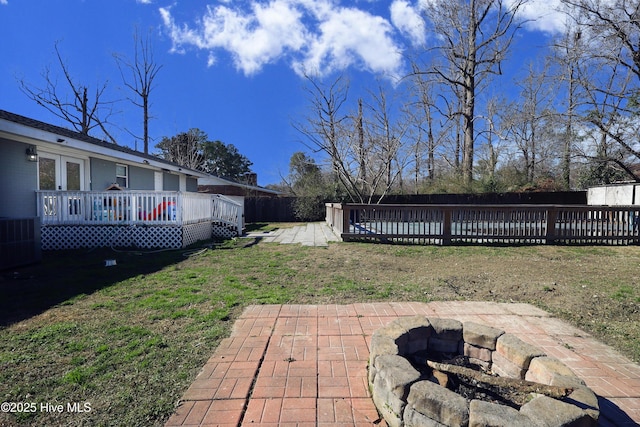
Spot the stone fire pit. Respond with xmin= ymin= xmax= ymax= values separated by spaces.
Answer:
xmin=368 ymin=316 xmax=599 ymax=427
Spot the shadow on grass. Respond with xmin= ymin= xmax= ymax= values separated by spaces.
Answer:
xmin=0 ymin=247 xmax=188 ymax=327
xmin=244 ymin=222 xmax=273 ymax=233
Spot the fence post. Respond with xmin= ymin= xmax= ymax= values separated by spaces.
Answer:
xmin=546 ymin=207 xmax=557 ymax=244
xmin=442 ymin=208 xmax=452 ymax=245
xmin=342 ymin=204 xmax=350 ymax=240
xmin=237 ymin=203 xmax=244 ymax=235
xmin=325 ymin=203 xmax=331 ymax=226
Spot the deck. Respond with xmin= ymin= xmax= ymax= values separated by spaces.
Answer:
xmin=37 ymin=191 xmax=244 ymax=250
xmin=326 ymin=203 xmax=640 ymax=245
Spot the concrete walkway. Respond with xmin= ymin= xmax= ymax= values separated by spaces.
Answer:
xmin=165 ymin=302 xmax=640 ymax=427
xmin=245 ymin=222 xmax=340 ymax=247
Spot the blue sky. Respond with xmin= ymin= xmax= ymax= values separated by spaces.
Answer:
xmin=0 ymin=0 xmax=564 ymax=186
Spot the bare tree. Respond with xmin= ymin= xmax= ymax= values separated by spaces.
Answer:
xmin=295 ymin=73 xmax=417 ymax=202
xmin=404 ymin=75 xmax=430 ymax=193
xmin=414 ymin=76 xmax=438 ymax=184
xmin=115 ymin=28 xmax=162 ymax=154
xmin=475 ymin=97 xmax=507 ymax=186
xmin=407 ymin=66 xmax=459 ymax=190
xmin=417 ymin=0 xmax=528 ymax=186
xmin=293 ymin=73 xmax=366 ymax=202
xmin=551 ymin=27 xmax=587 ymax=189
xmin=156 ymin=128 xmax=206 ymax=170
xmin=562 ymin=0 xmax=640 ymax=181
xmin=363 ymin=83 xmax=412 ymax=199
xmin=503 ymin=59 xmax=558 ymax=184
xmin=355 ymin=98 xmax=369 ymax=194
xmin=577 ymin=57 xmax=637 ymax=183
xmin=19 ymin=41 xmax=116 ymax=142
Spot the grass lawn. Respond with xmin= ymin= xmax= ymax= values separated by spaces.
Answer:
xmin=1 ymin=224 xmax=639 ymax=426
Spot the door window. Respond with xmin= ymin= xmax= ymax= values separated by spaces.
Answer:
xmin=38 ymin=154 xmax=86 ymax=218
xmin=66 ymin=160 xmax=81 ymax=191
xmin=38 ymin=154 xmax=85 ymax=191
xmin=39 ymin=157 xmax=56 ymax=190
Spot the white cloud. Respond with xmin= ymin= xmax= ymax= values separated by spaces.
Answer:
xmin=390 ymin=0 xmax=425 ymax=46
xmin=415 ymin=0 xmax=567 ymax=35
xmin=160 ymin=0 xmax=404 ymax=79
xmin=0 ymin=0 xmax=8 ymax=5
xmin=507 ymin=0 xmax=567 ymax=34
xmin=187 ymin=0 xmax=308 ymax=75
xmin=295 ymin=5 xmax=403 ymax=78
xmin=159 ymin=7 xmax=201 ymax=54
xmin=160 ymin=0 xmax=569 ymax=79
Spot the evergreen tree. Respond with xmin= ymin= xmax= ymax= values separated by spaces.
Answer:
xmin=156 ymin=129 xmax=252 ymax=180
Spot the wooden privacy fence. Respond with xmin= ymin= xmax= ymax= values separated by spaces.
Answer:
xmin=0 ymin=217 xmax=41 ymax=269
xmin=244 ymin=197 xmax=298 ymax=223
xmin=326 ymin=203 xmax=640 ymax=245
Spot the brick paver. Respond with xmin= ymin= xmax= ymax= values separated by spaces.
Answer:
xmin=165 ymin=302 xmax=640 ymax=427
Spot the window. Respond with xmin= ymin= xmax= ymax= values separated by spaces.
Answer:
xmin=66 ymin=161 xmax=81 ymax=191
xmin=39 ymin=157 xmax=56 ymax=190
xmin=37 ymin=153 xmax=85 ymax=191
xmin=116 ymin=164 xmax=128 ymax=188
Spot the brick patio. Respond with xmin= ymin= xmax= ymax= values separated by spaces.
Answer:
xmin=165 ymin=302 xmax=640 ymax=427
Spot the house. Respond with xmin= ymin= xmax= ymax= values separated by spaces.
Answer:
xmin=198 ymin=173 xmax=283 ymax=205
xmin=0 ymin=110 xmax=243 ymax=268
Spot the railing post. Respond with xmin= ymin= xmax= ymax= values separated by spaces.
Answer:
xmin=442 ymin=208 xmax=452 ymax=245
xmin=546 ymin=207 xmax=557 ymax=244
xmin=342 ymin=204 xmax=350 ymax=239
xmin=325 ymin=203 xmax=332 ymax=227
xmin=237 ymin=202 xmax=244 ymax=235
xmin=176 ymin=193 xmax=182 ymax=225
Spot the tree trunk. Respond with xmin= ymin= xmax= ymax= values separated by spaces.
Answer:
xmin=357 ymin=98 xmax=366 ymax=193
xmin=462 ymin=1 xmax=477 ymax=186
xmin=143 ymin=91 xmax=149 ymax=154
xmin=563 ymin=63 xmax=575 ymax=190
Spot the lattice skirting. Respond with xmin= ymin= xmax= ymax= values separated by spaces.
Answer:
xmin=42 ymin=225 xmax=183 ymax=250
xmin=42 ymin=222 xmax=238 ymax=250
xmin=183 ymin=222 xmax=214 ymax=247
xmin=212 ymin=223 xmax=238 ymax=239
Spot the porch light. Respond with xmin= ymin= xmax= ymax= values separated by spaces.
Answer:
xmin=26 ymin=146 xmax=38 ymax=162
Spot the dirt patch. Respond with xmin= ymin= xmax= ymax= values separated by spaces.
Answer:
xmin=286 ymin=243 xmax=640 ymax=362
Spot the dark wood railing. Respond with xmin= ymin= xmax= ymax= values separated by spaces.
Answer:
xmin=326 ymin=203 xmax=640 ymax=245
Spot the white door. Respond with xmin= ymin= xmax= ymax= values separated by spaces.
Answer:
xmin=61 ymin=156 xmax=85 ymax=191
xmin=38 ymin=153 xmax=86 ymax=219
xmin=38 ymin=153 xmax=85 ymax=191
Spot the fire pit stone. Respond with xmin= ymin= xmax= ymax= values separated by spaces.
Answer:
xmin=469 ymin=399 xmax=537 ymax=426
xmin=407 ymin=379 xmax=469 ymax=426
xmin=493 ymin=333 xmax=546 ymax=379
xmin=368 ymin=316 xmax=599 ymax=427
xmin=371 ymin=354 xmax=421 ymax=427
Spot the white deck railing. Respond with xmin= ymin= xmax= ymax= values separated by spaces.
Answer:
xmin=211 ymin=194 xmax=244 ymax=231
xmin=37 ymin=190 xmax=244 ymax=232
